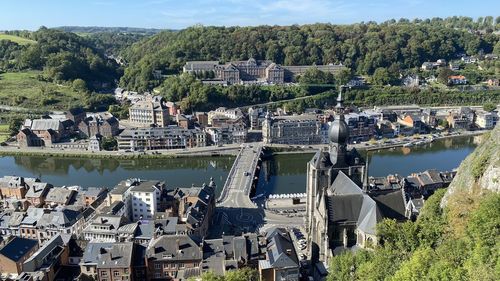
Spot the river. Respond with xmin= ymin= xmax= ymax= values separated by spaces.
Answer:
xmin=0 ymin=135 xmax=481 ymax=196
xmin=255 ymin=135 xmax=481 ymax=195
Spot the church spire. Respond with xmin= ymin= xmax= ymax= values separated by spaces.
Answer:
xmin=328 ymin=89 xmax=349 ymax=166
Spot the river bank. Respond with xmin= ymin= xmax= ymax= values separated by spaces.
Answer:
xmin=266 ymin=129 xmax=487 ymax=155
xmin=0 ymin=144 xmax=241 ymax=159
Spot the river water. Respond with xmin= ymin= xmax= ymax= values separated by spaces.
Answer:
xmin=0 ymin=135 xmax=481 ymax=196
xmin=255 ymin=135 xmax=481 ymax=195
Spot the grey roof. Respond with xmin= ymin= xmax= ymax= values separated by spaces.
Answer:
xmin=45 ymin=188 xmax=75 ymax=204
xmin=357 ymin=195 xmax=381 ymax=234
xmin=81 ymin=187 xmax=106 ymax=197
xmin=370 ymin=190 xmax=406 ymax=221
xmin=130 ymin=180 xmax=163 ymax=193
xmin=81 ymin=242 xmax=114 ymax=265
xmin=147 ymin=235 xmax=202 ymax=262
xmin=135 ymin=221 xmax=154 ymax=239
xmin=0 ymin=176 xmax=25 ymax=188
xmin=8 ymin=211 xmax=26 ymax=227
xmin=23 ymin=234 xmax=65 ymax=272
xmin=31 ymin=119 xmax=62 ymax=131
xmin=117 ymin=223 xmax=138 ymax=235
xmin=96 ymin=242 xmax=134 ymax=269
xmin=25 ymin=183 xmax=51 ymax=198
xmin=21 ymin=207 xmax=45 ymax=226
xmin=110 ymin=180 xmax=132 ymax=195
xmin=38 ymin=209 xmax=82 ymax=228
xmin=328 ymin=173 xmax=406 ymax=235
xmin=85 ymin=215 xmax=124 ymax=234
xmin=0 ymin=237 xmax=38 ymax=262
xmin=201 ymin=239 xmax=225 ymax=275
xmin=153 ymin=217 xmax=178 ymax=235
xmin=266 ymin=228 xmax=299 ymax=269
xmin=329 ymin=171 xmax=363 ymax=196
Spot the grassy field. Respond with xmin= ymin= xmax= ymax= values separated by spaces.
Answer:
xmin=0 ymin=33 xmax=36 ymax=45
xmin=0 ymin=71 xmax=84 ymax=110
xmin=0 ymin=124 xmax=9 ymax=142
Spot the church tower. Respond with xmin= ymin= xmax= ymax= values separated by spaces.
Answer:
xmin=306 ymin=90 xmax=367 ymax=263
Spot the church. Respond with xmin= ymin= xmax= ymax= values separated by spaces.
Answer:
xmin=305 ymin=93 xmax=406 ymax=265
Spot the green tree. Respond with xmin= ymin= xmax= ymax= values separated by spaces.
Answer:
xmin=72 ymin=78 xmax=89 ymax=93
xmin=8 ymin=117 xmax=23 ymax=136
xmin=483 ymin=102 xmax=497 ymax=112
xmin=337 ymin=68 xmax=353 ymax=86
xmin=371 ymin=68 xmax=393 ymax=86
xmin=438 ymin=68 xmax=454 ymax=84
xmin=101 ymin=137 xmax=117 ymax=151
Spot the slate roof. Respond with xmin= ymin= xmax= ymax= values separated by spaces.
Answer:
xmin=327 ymin=171 xmax=407 ymax=235
xmin=371 ymin=190 xmax=406 ymax=221
xmin=38 ymin=209 xmax=81 ymax=228
xmin=265 ymin=228 xmax=299 ymax=269
xmin=0 ymin=237 xmax=38 ymax=262
xmin=21 ymin=207 xmax=45 ymax=226
xmin=129 ymin=180 xmax=163 ymax=193
xmin=153 ymin=217 xmax=178 ymax=235
xmin=45 ymin=188 xmax=75 ymax=204
xmin=23 ymin=234 xmax=65 ymax=272
xmin=96 ymin=242 xmax=134 ymax=269
xmin=81 ymin=242 xmax=114 ymax=265
xmin=25 ymin=182 xmax=51 ymax=198
xmin=0 ymin=176 xmax=25 ymax=188
xmin=81 ymin=187 xmax=106 ymax=198
xmin=329 ymin=171 xmax=363 ymax=196
xmin=147 ymin=235 xmax=202 ymax=262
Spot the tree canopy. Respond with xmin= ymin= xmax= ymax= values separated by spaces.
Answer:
xmin=120 ymin=17 xmax=498 ymax=91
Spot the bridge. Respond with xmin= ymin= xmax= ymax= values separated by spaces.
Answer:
xmin=211 ymin=144 xmax=304 ymax=237
xmin=217 ymin=144 xmax=262 ymax=208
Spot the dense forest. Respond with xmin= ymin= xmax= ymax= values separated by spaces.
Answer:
xmin=54 ymin=26 xmax=163 ymax=34
xmin=0 ymin=27 xmax=121 ymax=90
xmin=327 ymin=126 xmax=500 ymax=281
xmin=1 ymin=16 xmax=499 ymax=113
xmin=120 ymin=16 xmax=500 ymax=91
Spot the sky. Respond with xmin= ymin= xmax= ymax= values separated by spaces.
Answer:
xmin=0 ymin=0 xmax=498 ymax=30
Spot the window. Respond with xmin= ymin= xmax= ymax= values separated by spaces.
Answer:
xmin=101 ymin=271 xmax=108 ymax=277
xmin=114 ymin=271 xmax=120 ymax=276
xmin=179 ymin=263 xmax=185 ymax=268
xmin=154 ymin=263 xmax=161 ymax=269
xmin=154 ymin=273 xmax=161 ymax=278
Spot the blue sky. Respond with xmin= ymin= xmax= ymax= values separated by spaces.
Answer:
xmin=0 ymin=0 xmax=498 ymax=30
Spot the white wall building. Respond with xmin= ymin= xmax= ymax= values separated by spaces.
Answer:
xmin=129 ymin=180 xmax=163 ymax=221
xmin=475 ymin=111 xmax=497 ymax=129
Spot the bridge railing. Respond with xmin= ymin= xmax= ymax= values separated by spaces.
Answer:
xmin=216 ymin=147 xmax=244 ymax=203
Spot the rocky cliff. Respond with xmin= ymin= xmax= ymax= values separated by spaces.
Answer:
xmin=442 ymin=125 xmax=500 ymax=207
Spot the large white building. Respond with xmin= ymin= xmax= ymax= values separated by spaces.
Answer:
xmin=262 ymin=113 xmax=327 ymax=145
xmin=109 ymin=179 xmax=165 ymax=221
xmin=475 ymin=111 xmax=497 ymax=129
xmin=128 ymin=95 xmax=169 ymax=127
xmin=129 ymin=180 xmax=164 ymax=220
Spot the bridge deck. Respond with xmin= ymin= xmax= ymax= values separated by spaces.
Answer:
xmin=217 ymin=145 xmax=261 ymax=208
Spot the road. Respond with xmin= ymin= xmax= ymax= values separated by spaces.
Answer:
xmin=218 ymin=144 xmax=261 ymax=208
xmin=211 ymin=144 xmax=305 ymax=237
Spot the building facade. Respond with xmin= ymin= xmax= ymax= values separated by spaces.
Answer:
xmin=117 ymin=127 xmax=206 ymax=152
xmin=184 ymin=58 xmax=345 ymax=84
xmin=262 ymin=113 xmax=326 ymax=145
xmin=129 ymin=95 xmax=170 ymax=127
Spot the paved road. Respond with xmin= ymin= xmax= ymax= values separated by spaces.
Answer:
xmin=211 ymin=144 xmax=306 ymax=237
xmin=218 ymin=144 xmax=261 ymax=208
